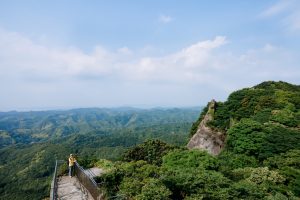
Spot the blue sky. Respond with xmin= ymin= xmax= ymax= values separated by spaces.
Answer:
xmin=0 ymin=0 xmax=299 ymax=111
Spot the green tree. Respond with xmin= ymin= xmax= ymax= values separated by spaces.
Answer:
xmin=122 ymin=139 xmax=175 ymax=165
xmin=226 ymin=119 xmax=266 ymax=157
xmin=136 ymin=178 xmax=171 ymax=200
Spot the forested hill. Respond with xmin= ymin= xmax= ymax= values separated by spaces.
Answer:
xmin=96 ymin=81 xmax=300 ymax=200
xmin=0 ymin=107 xmax=200 ymax=147
xmin=0 ymin=107 xmax=201 ymax=200
xmin=1 ymin=81 xmax=300 ymax=200
xmin=191 ymin=81 xmax=300 ymax=134
xmin=188 ymin=81 xmax=300 ymax=158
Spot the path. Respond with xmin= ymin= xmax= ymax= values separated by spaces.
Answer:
xmin=57 ymin=176 xmax=93 ymax=200
xmin=56 ymin=167 xmax=103 ymax=200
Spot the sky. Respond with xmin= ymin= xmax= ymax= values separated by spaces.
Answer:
xmin=0 ymin=0 xmax=300 ymax=111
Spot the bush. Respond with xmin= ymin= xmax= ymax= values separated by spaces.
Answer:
xmin=136 ymin=178 xmax=171 ymax=200
xmin=122 ymin=139 xmax=175 ymax=165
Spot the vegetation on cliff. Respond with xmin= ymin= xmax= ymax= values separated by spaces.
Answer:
xmin=97 ymin=81 xmax=300 ymax=199
xmin=1 ymin=81 xmax=299 ymax=199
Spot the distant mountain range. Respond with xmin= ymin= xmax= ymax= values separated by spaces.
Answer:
xmin=0 ymin=107 xmax=201 ymax=199
xmin=0 ymin=107 xmax=201 ymax=147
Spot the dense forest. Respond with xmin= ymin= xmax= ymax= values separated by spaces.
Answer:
xmin=0 ymin=108 xmax=200 ymax=200
xmin=0 ymin=107 xmax=200 ymax=147
xmin=1 ymin=81 xmax=300 ymax=200
xmin=94 ymin=81 xmax=300 ymax=200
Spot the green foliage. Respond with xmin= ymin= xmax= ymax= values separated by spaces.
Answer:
xmin=98 ymin=81 xmax=300 ymax=199
xmin=136 ymin=178 xmax=171 ymax=200
xmin=271 ymin=107 xmax=298 ymax=127
xmin=119 ymin=177 xmax=144 ymax=198
xmin=206 ymin=81 xmax=300 ymax=130
xmin=95 ymin=159 xmax=115 ymax=172
xmin=264 ymin=150 xmax=300 ymax=196
xmin=0 ymin=108 xmax=199 ymax=200
xmin=217 ymin=151 xmax=259 ymax=176
xmin=189 ymin=105 xmax=208 ymax=137
xmin=97 ymin=141 xmax=300 ymax=199
xmin=228 ymin=167 xmax=297 ymax=199
xmin=207 ymin=102 xmax=230 ymax=130
xmin=122 ymin=139 xmax=176 ymax=165
xmin=226 ymin=119 xmax=266 ymax=157
xmin=254 ymin=81 xmax=300 ymax=93
xmin=162 ymin=168 xmax=230 ymax=199
xmin=0 ymin=143 xmax=69 ymax=200
xmin=57 ymin=163 xmax=68 ymax=176
xmin=162 ymin=149 xmax=219 ymax=171
xmin=232 ymin=167 xmax=285 ymax=184
xmin=2 ymin=81 xmax=300 ymax=199
xmin=0 ymin=107 xmax=201 ymax=147
xmin=259 ymin=124 xmax=300 ymax=159
xmin=226 ymin=119 xmax=300 ymax=160
xmin=228 ymin=180 xmax=266 ymax=199
xmin=97 ymin=160 xmax=161 ymax=199
xmin=161 ymin=150 xmax=229 ymax=199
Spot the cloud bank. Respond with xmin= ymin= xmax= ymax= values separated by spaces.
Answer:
xmin=0 ymin=28 xmax=299 ymax=110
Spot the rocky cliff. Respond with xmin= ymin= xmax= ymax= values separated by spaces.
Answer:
xmin=187 ymin=100 xmax=225 ymax=155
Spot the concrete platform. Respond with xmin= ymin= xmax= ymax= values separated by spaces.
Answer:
xmin=57 ymin=176 xmax=93 ymax=200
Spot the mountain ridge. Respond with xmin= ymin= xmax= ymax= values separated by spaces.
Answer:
xmin=188 ymin=81 xmax=300 ymax=156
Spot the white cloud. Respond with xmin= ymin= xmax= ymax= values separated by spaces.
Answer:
xmin=0 ymin=28 xmax=299 ymax=110
xmin=0 ymin=29 xmax=227 ymax=83
xmin=260 ymin=0 xmax=300 ymax=32
xmin=260 ymin=0 xmax=293 ymax=17
xmin=159 ymin=15 xmax=173 ymax=23
xmin=121 ymin=36 xmax=227 ymax=82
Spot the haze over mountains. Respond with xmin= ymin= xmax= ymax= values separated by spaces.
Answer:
xmin=0 ymin=107 xmax=201 ymax=147
xmin=1 ymin=1 xmax=300 ymax=111
xmin=1 ymin=1 xmax=300 ymax=199
xmin=0 ymin=81 xmax=299 ymax=200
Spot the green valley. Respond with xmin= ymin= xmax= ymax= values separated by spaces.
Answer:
xmin=1 ymin=81 xmax=300 ymax=200
xmin=0 ymin=107 xmax=200 ymax=200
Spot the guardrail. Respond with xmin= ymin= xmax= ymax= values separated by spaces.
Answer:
xmin=49 ymin=160 xmax=64 ymax=200
xmin=50 ymin=160 xmax=103 ymax=200
xmin=74 ymin=162 xmax=103 ymax=200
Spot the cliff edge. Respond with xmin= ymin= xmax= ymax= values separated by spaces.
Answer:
xmin=187 ymin=100 xmax=225 ymax=155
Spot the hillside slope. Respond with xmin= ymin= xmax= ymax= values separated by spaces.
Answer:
xmin=0 ymin=108 xmax=200 ymax=200
xmin=189 ymin=81 xmax=300 ymax=158
xmin=187 ymin=100 xmax=225 ymax=155
xmin=97 ymin=81 xmax=300 ymax=200
xmin=0 ymin=107 xmax=200 ymax=147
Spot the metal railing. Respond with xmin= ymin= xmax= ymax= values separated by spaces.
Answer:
xmin=74 ymin=162 xmax=103 ymax=200
xmin=50 ymin=160 xmax=64 ymax=200
xmin=50 ymin=160 xmax=103 ymax=200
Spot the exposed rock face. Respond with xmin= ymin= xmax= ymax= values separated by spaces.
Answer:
xmin=187 ymin=100 xmax=225 ymax=155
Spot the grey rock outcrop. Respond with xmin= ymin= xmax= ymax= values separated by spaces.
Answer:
xmin=187 ymin=100 xmax=225 ymax=155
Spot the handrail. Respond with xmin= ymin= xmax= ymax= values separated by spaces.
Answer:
xmin=49 ymin=160 xmax=64 ymax=200
xmin=49 ymin=160 xmax=57 ymax=200
xmin=50 ymin=159 xmax=103 ymax=200
xmin=74 ymin=162 xmax=103 ymax=200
